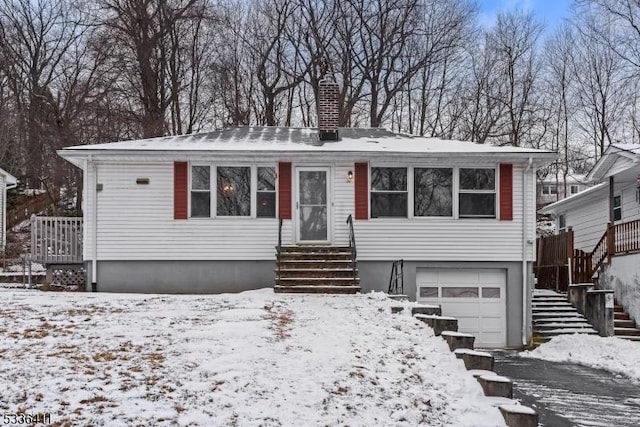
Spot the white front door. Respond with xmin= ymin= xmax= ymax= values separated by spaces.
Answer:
xmin=296 ymin=167 xmax=331 ymax=243
xmin=416 ymin=268 xmax=507 ymax=348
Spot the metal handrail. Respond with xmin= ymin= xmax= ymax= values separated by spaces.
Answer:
xmin=388 ymin=259 xmax=404 ymax=294
xmin=277 ymin=217 xmax=283 ymax=281
xmin=346 ymin=214 xmax=357 ymax=285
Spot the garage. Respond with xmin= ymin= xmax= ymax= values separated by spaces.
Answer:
xmin=416 ymin=268 xmax=507 ymax=348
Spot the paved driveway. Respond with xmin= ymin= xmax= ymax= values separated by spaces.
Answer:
xmin=491 ymin=351 xmax=640 ymax=427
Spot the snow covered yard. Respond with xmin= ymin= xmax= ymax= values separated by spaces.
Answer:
xmin=0 ymin=289 xmax=505 ymax=426
xmin=521 ymin=334 xmax=640 ymax=382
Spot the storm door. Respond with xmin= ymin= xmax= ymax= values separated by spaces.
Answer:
xmin=296 ymin=167 xmax=330 ymax=242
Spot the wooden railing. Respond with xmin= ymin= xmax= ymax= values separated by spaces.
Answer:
xmin=536 ymin=219 xmax=640 ymax=290
xmin=30 ymin=216 xmax=83 ymax=265
xmin=612 ymin=219 xmax=640 ymax=254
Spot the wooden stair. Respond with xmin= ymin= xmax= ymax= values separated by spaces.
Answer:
xmin=274 ymin=246 xmax=360 ymax=294
xmin=532 ymin=290 xmax=598 ymax=345
xmin=614 ymin=303 xmax=640 ymax=342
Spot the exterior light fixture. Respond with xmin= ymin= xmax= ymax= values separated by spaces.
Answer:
xmin=347 ymin=170 xmax=354 ymax=183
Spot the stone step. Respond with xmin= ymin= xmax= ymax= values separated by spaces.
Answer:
xmin=532 ymin=306 xmax=577 ymax=312
xmin=537 ymin=328 xmax=598 ymax=337
xmin=274 ymin=285 xmax=360 ymax=294
xmin=534 ymin=316 xmax=589 ymax=324
xmin=532 ymin=301 xmax=571 ymax=306
xmin=614 ymin=327 xmax=640 ymax=337
xmin=534 ymin=322 xmax=594 ymax=331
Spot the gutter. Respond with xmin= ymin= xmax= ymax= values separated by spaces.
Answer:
xmin=90 ymin=156 xmax=98 ymax=292
xmin=523 ymin=157 xmax=533 ymax=346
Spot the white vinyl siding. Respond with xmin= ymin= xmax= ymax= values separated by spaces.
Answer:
xmin=83 ymin=161 xmax=534 ymax=263
xmin=559 ymin=186 xmax=609 ymax=251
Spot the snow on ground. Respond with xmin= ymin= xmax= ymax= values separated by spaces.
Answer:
xmin=0 ymin=289 xmax=506 ymax=426
xmin=521 ymin=334 xmax=640 ymax=382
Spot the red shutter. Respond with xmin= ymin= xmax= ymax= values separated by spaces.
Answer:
xmin=278 ymin=162 xmax=292 ymax=220
xmin=174 ymin=161 xmax=188 ymax=220
xmin=499 ymin=164 xmax=513 ymax=221
xmin=354 ymin=162 xmax=369 ymax=220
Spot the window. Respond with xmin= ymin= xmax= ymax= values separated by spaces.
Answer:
xmin=419 ymin=287 xmax=439 ymax=298
xmin=558 ymin=214 xmax=566 ymax=232
xmin=459 ymin=168 xmax=496 ymax=218
xmin=442 ymin=287 xmax=479 ymax=298
xmin=191 ymin=166 xmax=211 ymax=217
xmin=542 ymin=185 xmax=557 ymax=195
xmin=614 ymin=194 xmax=622 ymax=222
xmin=217 ymin=167 xmax=251 ymax=216
xmin=257 ymin=167 xmax=276 ymax=218
xmin=371 ymin=167 xmax=407 ymax=217
xmin=570 ymin=185 xmax=579 ymax=194
xmin=414 ymin=168 xmax=452 ymax=217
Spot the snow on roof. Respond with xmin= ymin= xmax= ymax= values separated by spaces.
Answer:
xmin=60 ymin=126 xmax=555 ymax=158
xmin=0 ymin=167 xmax=17 ymax=186
xmin=539 ymin=182 xmax=607 ymax=214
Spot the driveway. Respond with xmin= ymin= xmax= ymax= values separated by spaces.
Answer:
xmin=491 ymin=350 xmax=640 ymax=427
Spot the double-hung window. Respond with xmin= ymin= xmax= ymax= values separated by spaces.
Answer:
xmin=414 ymin=168 xmax=452 ymax=217
xmin=189 ymin=165 xmax=276 ymax=218
xmin=613 ymin=194 xmax=622 ymax=222
xmin=217 ymin=167 xmax=251 ymax=216
xmin=370 ymin=167 xmax=407 ymax=217
xmin=190 ymin=166 xmax=211 ymax=217
xmin=459 ymin=168 xmax=496 ymax=218
xmin=257 ymin=166 xmax=276 ymax=218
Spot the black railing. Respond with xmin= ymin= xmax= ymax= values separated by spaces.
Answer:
xmin=346 ymin=214 xmax=357 ymax=285
xmin=277 ymin=217 xmax=283 ymax=282
xmin=388 ymin=260 xmax=404 ymax=294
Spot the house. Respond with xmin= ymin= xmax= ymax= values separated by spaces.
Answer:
xmin=58 ymin=80 xmax=556 ymax=348
xmin=539 ymin=143 xmax=640 ymax=324
xmin=538 ymin=173 xmax=590 ymax=207
xmin=0 ymin=167 xmax=18 ymax=252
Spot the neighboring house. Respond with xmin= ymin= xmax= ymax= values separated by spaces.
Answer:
xmin=0 ymin=167 xmax=18 ymax=252
xmin=538 ymin=173 xmax=590 ymax=207
xmin=539 ymin=143 xmax=640 ymax=323
xmin=58 ymin=80 xmax=555 ymax=348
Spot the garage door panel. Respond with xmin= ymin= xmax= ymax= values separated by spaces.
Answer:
xmin=416 ymin=268 xmax=507 ymax=348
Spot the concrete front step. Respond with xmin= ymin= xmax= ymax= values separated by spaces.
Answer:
xmin=274 ymin=285 xmax=360 ymax=294
xmin=537 ymin=328 xmax=599 ymax=337
xmin=532 ymin=306 xmax=578 ymax=312
xmin=534 ymin=316 xmax=589 ymax=324
xmin=276 ymin=268 xmax=357 ymax=279
xmin=532 ymin=310 xmax=585 ymax=318
xmin=532 ymin=301 xmax=572 ymax=306
xmin=276 ymin=277 xmax=360 ymax=286
xmin=616 ymin=335 xmax=640 ymax=342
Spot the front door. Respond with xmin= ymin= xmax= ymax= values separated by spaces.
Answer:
xmin=296 ymin=167 xmax=330 ymax=243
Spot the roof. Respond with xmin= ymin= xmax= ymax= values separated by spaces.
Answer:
xmin=539 ymin=182 xmax=608 ymax=215
xmin=59 ymin=127 xmax=556 ymax=165
xmin=0 ymin=167 xmax=17 ymax=186
xmin=587 ymin=143 xmax=640 ymax=182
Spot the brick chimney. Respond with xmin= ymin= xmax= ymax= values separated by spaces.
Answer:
xmin=317 ymin=76 xmax=340 ymax=141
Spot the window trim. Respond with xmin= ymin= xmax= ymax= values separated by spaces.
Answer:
xmin=613 ymin=193 xmax=622 ymax=222
xmin=189 ymin=164 xmax=212 ymax=219
xmin=369 ymin=165 xmax=499 ymax=220
xmin=458 ymin=167 xmax=497 ymax=219
xmin=370 ymin=166 xmax=409 ymax=218
xmin=188 ymin=163 xmax=278 ymax=219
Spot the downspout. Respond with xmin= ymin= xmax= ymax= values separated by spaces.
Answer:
xmin=91 ymin=157 xmax=98 ymax=292
xmin=522 ymin=157 xmax=533 ymax=346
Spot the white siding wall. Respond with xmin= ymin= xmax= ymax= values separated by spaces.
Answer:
xmin=620 ymin=182 xmax=640 ymax=223
xmin=85 ymin=160 xmax=534 ymax=262
xmin=354 ymin=164 xmax=533 ymax=262
xmin=560 ymin=186 xmax=609 ymax=251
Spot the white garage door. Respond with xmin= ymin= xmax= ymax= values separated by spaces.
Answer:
xmin=416 ymin=268 xmax=507 ymax=348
